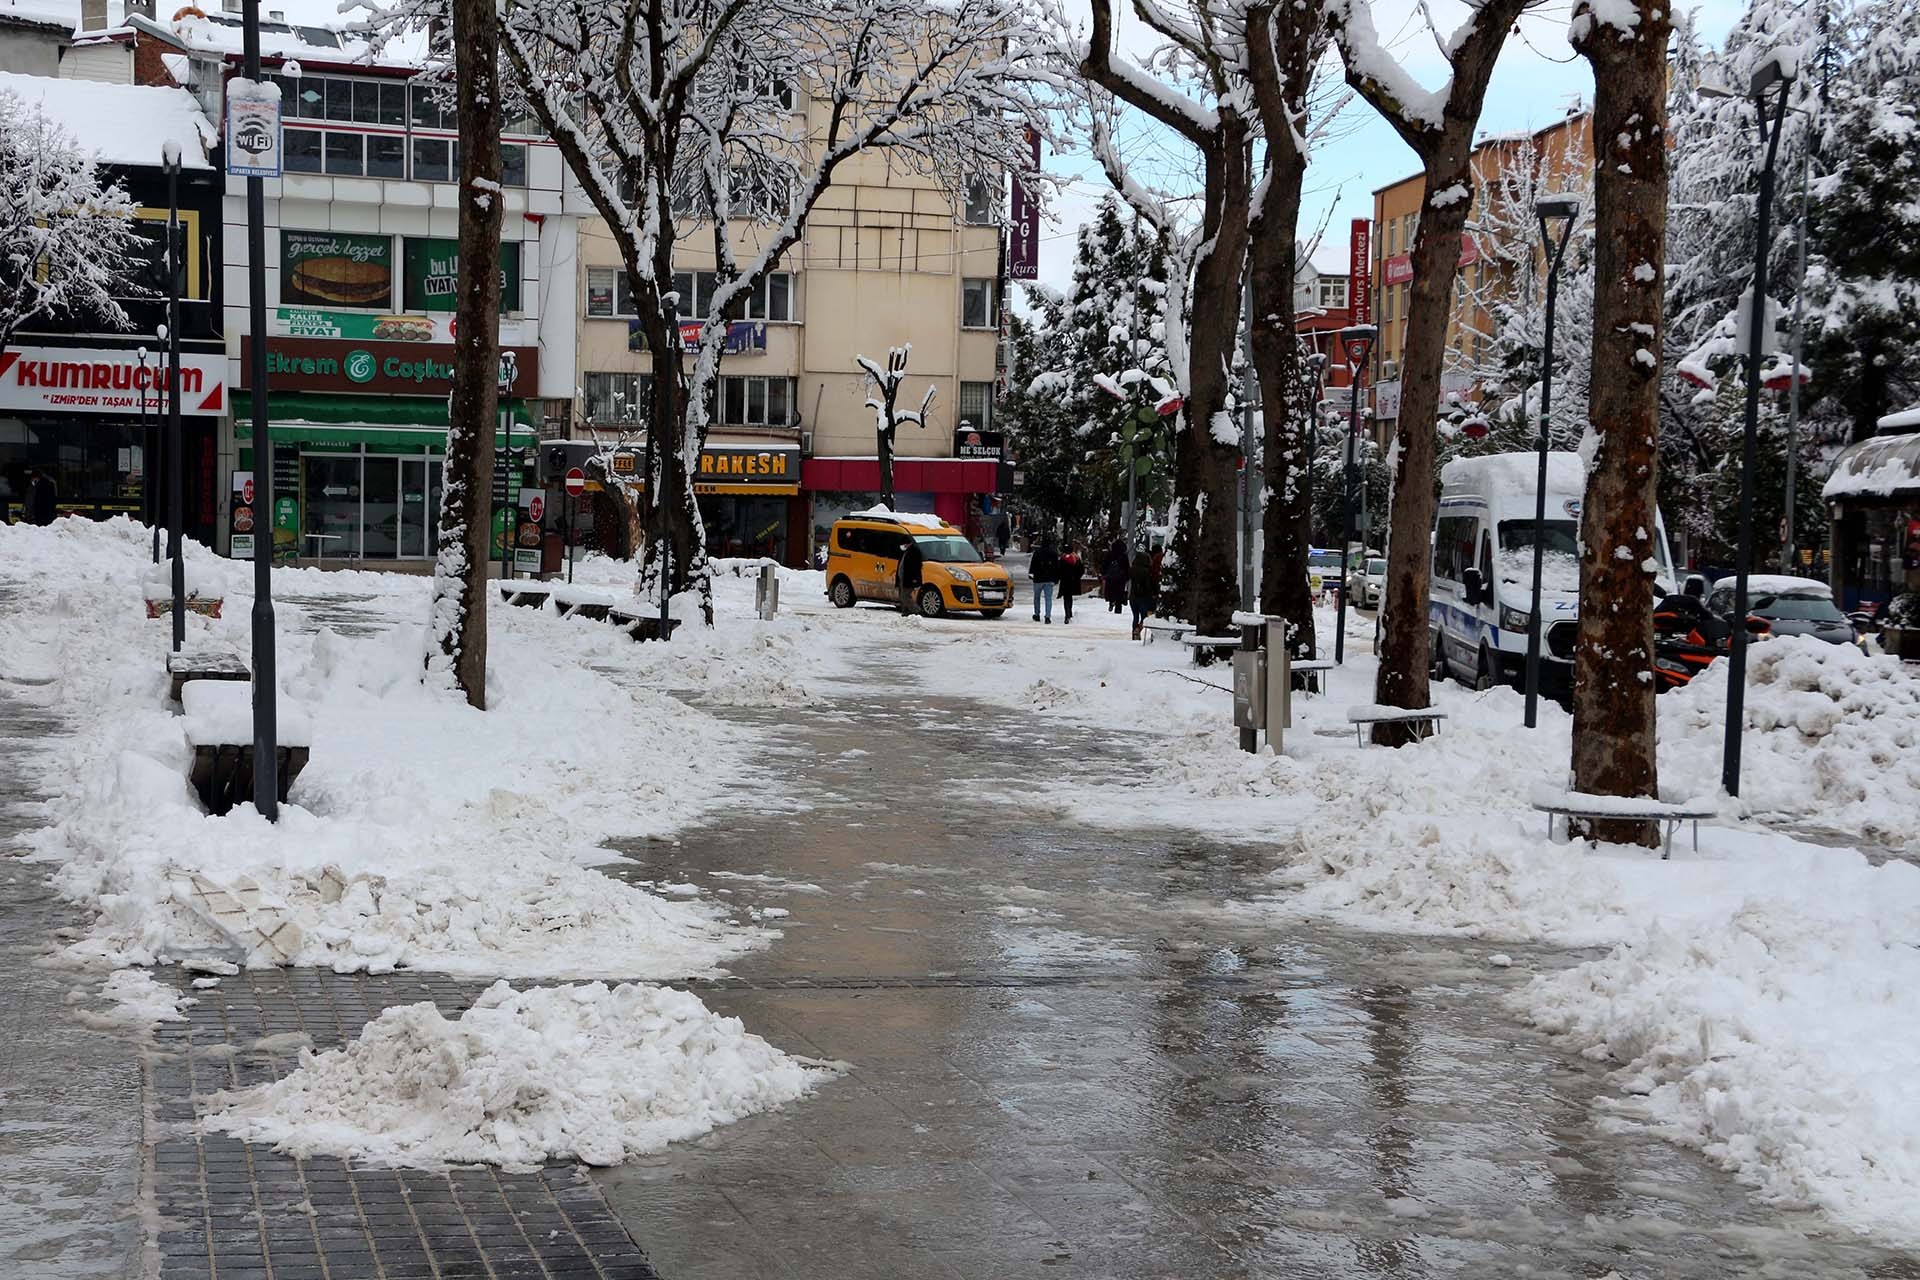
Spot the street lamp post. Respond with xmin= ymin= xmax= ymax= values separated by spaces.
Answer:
xmin=1334 ymin=324 xmax=1376 ymax=665
xmin=242 ymin=0 xmax=280 ymax=819
xmin=162 ymin=142 xmax=185 ymax=654
xmin=1782 ymin=141 xmax=1812 ymax=572
xmin=1718 ymin=55 xmax=1797 ymax=798
xmin=1524 ymin=196 xmax=1581 ymax=729
xmin=137 ymin=346 xmax=155 ymax=563
xmin=1304 ymin=352 xmax=1329 ymax=551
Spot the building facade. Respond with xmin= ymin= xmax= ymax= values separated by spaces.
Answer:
xmin=572 ymin=145 xmax=1009 ymax=567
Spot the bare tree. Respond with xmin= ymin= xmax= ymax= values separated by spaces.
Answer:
xmin=1072 ymin=0 xmax=1252 ymax=639
xmin=350 ymin=0 xmax=1048 ymax=624
xmin=1325 ymin=0 xmax=1532 ymax=743
xmin=424 ymin=0 xmax=503 ymax=708
xmin=1245 ymin=0 xmax=1334 ymax=658
xmin=857 ymin=347 xmax=936 ymax=510
xmin=0 ymin=90 xmax=144 ymax=361
xmin=1568 ymin=0 xmax=1672 ymax=845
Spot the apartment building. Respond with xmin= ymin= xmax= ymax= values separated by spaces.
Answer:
xmin=1368 ymin=111 xmax=1592 ymax=436
xmin=1295 ymin=237 xmax=1358 ymax=394
xmin=574 ymin=151 xmax=1010 ymax=567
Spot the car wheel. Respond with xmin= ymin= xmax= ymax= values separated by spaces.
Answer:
xmin=829 ymin=577 xmax=856 ymax=609
xmin=1430 ymin=632 xmax=1449 ymax=682
xmin=918 ymin=585 xmax=946 ymax=618
xmin=1475 ymin=645 xmax=1495 ymax=692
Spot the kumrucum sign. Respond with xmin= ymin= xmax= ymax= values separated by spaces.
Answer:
xmin=239 ymin=336 xmax=538 ymax=396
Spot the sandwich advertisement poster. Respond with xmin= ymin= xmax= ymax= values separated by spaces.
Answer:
xmin=282 ymin=231 xmax=393 ymax=309
xmin=403 ymin=239 xmax=521 ymax=313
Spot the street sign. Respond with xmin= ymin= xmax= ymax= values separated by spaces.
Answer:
xmin=564 ymin=467 xmax=586 ymax=497
xmin=242 ymin=476 xmax=256 ymax=506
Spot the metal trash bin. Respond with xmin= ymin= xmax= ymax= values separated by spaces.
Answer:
xmin=755 ymin=563 xmax=779 ymax=620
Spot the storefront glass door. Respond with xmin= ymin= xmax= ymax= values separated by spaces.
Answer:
xmin=362 ymin=456 xmax=401 ymax=558
xmin=398 ymin=456 xmax=440 ymax=558
xmin=302 ymin=453 xmax=363 ymax=560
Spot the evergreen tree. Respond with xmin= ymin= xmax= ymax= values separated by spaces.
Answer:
xmin=1804 ymin=0 xmax=1920 ymax=442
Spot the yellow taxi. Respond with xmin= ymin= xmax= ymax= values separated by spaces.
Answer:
xmin=824 ymin=512 xmax=1014 ymax=618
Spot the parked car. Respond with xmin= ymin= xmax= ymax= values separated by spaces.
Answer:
xmin=823 ymin=511 xmax=1013 ymax=618
xmin=1309 ymin=548 xmax=1346 ymax=601
xmin=1345 ymin=556 xmax=1386 ymax=609
xmin=1708 ymin=575 xmax=1858 ymax=647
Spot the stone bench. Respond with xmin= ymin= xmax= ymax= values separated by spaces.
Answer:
xmin=1139 ymin=618 xmax=1191 ymax=645
xmin=181 ymin=681 xmax=311 ymax=815
xmin=1345 ymin=704 xmax=1448 ymax=746
xmin=1530 ymin=785 xmax=1716 ymax=860
xmin=166 ymin=645 xmax=250 ymax=703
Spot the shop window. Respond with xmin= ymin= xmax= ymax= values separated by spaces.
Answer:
xmin=719 ymin=376 xmax=795 ymax=427
xmin=323 ymin=132 xmax=363 ymax=177
xmin=284 ymin=128 xmax=323 ymax=173
xmin=410 ymin=83 xmax=451 ymax=130
xmin=961 ymin=277 xmax=994 ymax=329
xmin=1318 ymin=277 xmax=1347 ymax=309
xmin=958 ymin=381 xmax=993 ymax=433
xmin=501 ymin=143 xmax=528 ymax=188
xmin=586 ymin=267 xmax=638 ymax=318
xmin=324 ymin=77 xmax=353 ymax=122
xmin=411 ymin=137 xmax=452 ymax=183
xmin=367 ymin=135 xmax=407 ymax=179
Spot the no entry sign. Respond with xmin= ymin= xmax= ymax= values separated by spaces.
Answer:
xmin=564 ymin=467 xmax=586 ymax=497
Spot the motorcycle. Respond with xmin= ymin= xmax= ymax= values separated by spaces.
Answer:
xmin=1652 ymin=592 xmax=1771 ymax=692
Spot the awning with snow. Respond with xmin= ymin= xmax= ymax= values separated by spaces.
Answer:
xmin=1823 ymin=431 xmax=1920 ymax=503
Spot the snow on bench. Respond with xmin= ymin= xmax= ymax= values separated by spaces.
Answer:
xmin=180 ymin=680 xmax=311 ymax=814
xmin=166 ymin=645 xmax=250 ymax=702
xmin=1345 ymin=704 xmax=1448 ymax=746
xmin=1139 ymin=618 xmax=1191 ymax=644
xmin=1529 ymin=784 xmax=1716 ymax=859
xmin=499 ymin=582 xmax=552 ymax=608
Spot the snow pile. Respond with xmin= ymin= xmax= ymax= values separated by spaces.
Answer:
xmin=203 ymin=980 xmax=833 ymax=1168
xmin=1660 ymin=636 xmax=1920 ymax=847
xmin=76 ymin=967 xmax=193 ymax=1031
xmin=0 ymin=518 xmax=777 ymax=978
xmin=1525 ymin=870 xmax=1920 ymax=1239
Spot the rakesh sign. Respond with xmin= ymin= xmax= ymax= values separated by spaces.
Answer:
xmin=694 ymin=445 xmax=801 ymax=494
xmin=0 ymin=345 xmax=226 ymax=415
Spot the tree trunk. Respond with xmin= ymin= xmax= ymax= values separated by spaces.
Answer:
xmin=1370 ymin=161 xmax=1471 ymax=742
xmin=1570 ymin=0 xmax=1671 ymax=846
xmin=1179 ymin=118 xmax=1254 ymax=641
xmin=428 ymin=0 xmax=503 ymax=709
xmin=1246 ymin=0 xmax=1322 ymax=661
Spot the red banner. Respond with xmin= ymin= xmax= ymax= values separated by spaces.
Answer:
xmin=1007 ymin=129 xmax=1041 ymax=281
xmin=1349 ymin=219 xmax=1371 ymax=324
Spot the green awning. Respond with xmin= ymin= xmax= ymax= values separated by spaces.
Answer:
xmin=233 ymin=391 xmax=535 ymax=439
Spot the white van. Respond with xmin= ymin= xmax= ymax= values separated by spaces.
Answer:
xmin=1430 ymin=451 xmax=1678 ymax=690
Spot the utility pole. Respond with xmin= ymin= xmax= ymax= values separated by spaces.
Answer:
xmin=241 ymin=0 xmax=279 ymax=817
xmin=1239 ymin=277 xmax=1257 ymax=613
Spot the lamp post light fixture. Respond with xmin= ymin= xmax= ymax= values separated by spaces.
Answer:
xmin=1523 ymin=194 xmax=1581 ymax=729
xmin=1334 ymin=324 xmax=1376 ymax=665
xmin=137 ymin=346 xmax=156 ymax=563
xmin=1703 ymin=54 xmax=1797 ymax=797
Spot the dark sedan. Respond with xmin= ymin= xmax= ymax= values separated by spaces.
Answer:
xmin=1708 ymin=576 xmax=1858 ymax=646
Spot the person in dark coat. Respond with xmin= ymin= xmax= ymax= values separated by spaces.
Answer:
xmin=1029 ymin=534 xmax=1059 ymax=623
xmin=996 ymin=517 xmax=1012 ymax=556
xmin=896 ymin=536 xmax=925 ymax=615
xmin=1102 ymin=537 xmax=1130 ymax=613
xmin=25 ymin=469 xmax=57 ymax=526
xmin=1128 ymin=545 xmax=1158 ymax=640
xmin=1056 ymin=541 xmax=1083 ymax=624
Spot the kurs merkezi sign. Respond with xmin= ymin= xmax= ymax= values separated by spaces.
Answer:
xmin=0 ymin=345 xmax=227 ymax=416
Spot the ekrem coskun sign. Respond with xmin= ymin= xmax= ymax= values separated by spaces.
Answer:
xmin=239 ymin=336 xmax=538 ymax=396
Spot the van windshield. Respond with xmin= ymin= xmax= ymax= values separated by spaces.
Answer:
xmin=914 ymin=535 xmax=981 ymax=564
xmin=1495 ymin=520 xmax=1580 ymax=592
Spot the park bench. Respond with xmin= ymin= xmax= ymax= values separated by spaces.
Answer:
xmin=167 ymin=645 xmax=250 ymax=702
xmin=1291 ymin=658 xmax=1334 ymax=697
xmin=607 ymin=608 xmax=681 ymax=642
xmin=1140 ymin=618 xmax=1191 ymax=645
xmin=181 ymin=680 xmax=311 ymax=815
xmin=1178 ymin=634 xmax=1242 ymax=665
xmin=1530 ymin=785 xmax=1715 ymax=860
xmin=499 ymin=582 xmax=552 ymax=609
xmin=1345 ymin=704 xmax=1448 ymax=746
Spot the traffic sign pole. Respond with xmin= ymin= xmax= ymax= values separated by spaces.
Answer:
xmin=563 ymin=468 xmax=584 ymax=585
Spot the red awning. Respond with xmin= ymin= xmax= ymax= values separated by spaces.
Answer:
xmin=803 ymin=457 xmax=998 ymax=494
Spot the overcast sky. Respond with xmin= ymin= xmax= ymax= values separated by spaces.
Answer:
xmin=1032 ymin=0 xmax=1750 ymax=297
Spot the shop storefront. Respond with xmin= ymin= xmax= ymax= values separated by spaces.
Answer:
xmin=1825 ymin=430 xmax=1920 ymax=609
xmin=802 ymin=434 xmax=1006 ymax=562
xmin=0 ymin=343 xmax=226 ymax=539
xmin=237 ymin=330 xmax=540 ymax=564
xmin=695 ymin=440 xmax=804 ymax=563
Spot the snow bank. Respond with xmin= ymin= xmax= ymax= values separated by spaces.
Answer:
xmin=76 ymin=967 xmax=193 ymax=1032
xmin=203 ymin=980 xmax=833 ymax=1169
xmin=0 ymin=518 xmax=782 ymax=978
xmin=1660 ymin=637 xmax=1920 ymax=847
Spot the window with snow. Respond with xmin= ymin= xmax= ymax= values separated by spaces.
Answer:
xmin=719 ymin=376 xmax=795 ymax=427
xmin=961 ymin=278 xmax=995 ymax=330
xmin=964 ymin=176 xmax=999 ymax=226
xmin=958 ymin=381 xmax=994 ymax=433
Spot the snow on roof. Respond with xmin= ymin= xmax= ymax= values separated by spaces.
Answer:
xmin=1823 ymin=431 xmax=1920 ymax=501
xmin=127 ymin=8 xmax=416 ymax=69
xmin=1440 ymin=450 xmax=1585 ymax=498
xmin=1877 ymin=405 xmax=1920 ymax=432
xmin=0 ymin=0 xmax=120 ymax=32
xmin=1303 ymin=237 xmax=1348 ymax=279
xmin=0 ymin=70 xmax=213 ymax=169
xmin=851 ymin=505 xmax=950 ymax=530
xmin=1711 ymin=575 xmax=1831 ymax=598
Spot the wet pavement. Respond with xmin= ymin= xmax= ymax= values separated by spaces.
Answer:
xmin=0 ymin=634 xmax=145 ymax=1277
xmin=594 ymin=630 xmax=1920 ymax=1280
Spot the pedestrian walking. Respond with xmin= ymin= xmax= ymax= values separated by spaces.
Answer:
xmin=1029 ymin=534 xmax=1059 ymax=623
xmin=1129 ymin=544 xmax=1158 ymax=640
xmin=895 ymin=536 xmax=925 ymax=615
xmin=1102 ymin=536 xmax=1129 ymax=614
xmin=1057 ymin=541 xmax=1082 ymax=625
xmin=25 ymin=468 xmax=57 ymax=527
xmin=996 ymin=516 xmax=1012 ymax=556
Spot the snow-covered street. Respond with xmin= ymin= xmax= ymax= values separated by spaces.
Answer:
xmin=5 ymin=519 xmax=1920 ymax=1276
